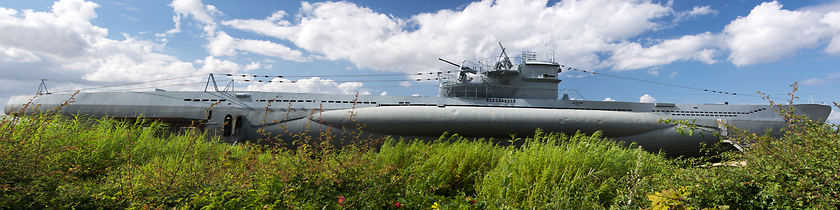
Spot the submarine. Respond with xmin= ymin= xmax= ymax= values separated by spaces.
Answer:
xmin=4 ymin=43 xmax=832 ymax=156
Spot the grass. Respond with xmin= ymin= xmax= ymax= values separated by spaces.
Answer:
xmin=0 ymin=112 xmax=674 ymax=209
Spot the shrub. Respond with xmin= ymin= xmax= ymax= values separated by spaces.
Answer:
xmin=655 ymin=83 xmax=840 ymax=209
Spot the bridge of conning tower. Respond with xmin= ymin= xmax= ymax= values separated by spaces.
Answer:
xmin=438 ymin=43 xmax=562 ymax=99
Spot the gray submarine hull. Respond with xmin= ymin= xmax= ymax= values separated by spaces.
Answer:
xmin=5 ymin=90 xmax=831 ymax=157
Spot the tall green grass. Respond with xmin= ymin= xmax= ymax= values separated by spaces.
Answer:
xmin=0 ymin=112 xmax=675 ymax=209
xmin=477 ymin=130 xmax=668 ymax=209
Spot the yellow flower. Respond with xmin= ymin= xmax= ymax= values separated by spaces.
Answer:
xmin=431 ymin=202 xmax=440 ymax=210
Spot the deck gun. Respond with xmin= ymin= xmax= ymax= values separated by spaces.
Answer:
xmin=439 ymin=58 xmax=476 ymax=83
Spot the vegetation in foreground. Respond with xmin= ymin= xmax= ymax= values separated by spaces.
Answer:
xmin=0 ymin=86 xmax=838 ymax=209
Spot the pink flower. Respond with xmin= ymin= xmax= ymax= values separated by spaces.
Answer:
xmin=338 ymin=196 xmax=346 ymax=206
xmin=394 ymin=202 xmax=402 ymax=208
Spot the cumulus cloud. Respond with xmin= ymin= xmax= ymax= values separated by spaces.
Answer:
xmin=245 ymin=77 xmax=365 ymax=94
xmin=0 ymin=0 xmax=212 ymax=86
xmin=640 ymin=94 xmax=656 ymax=103
xmin=210 ymin=0 xmax=840 ymax=72
xmin=603 ymin=98 xmax=616 ymax=101
xmin=9 ymin=0 xmax=840 ymax=100
xmin=724 ymin=1 xmax=829 ymax=66
xmin=223 ymin=0 xmax=673 ymax=72
xmin=0 ymin=0 xmax=267 ymax=93
xmin=0 ymin=0 xmax=105 ymax=60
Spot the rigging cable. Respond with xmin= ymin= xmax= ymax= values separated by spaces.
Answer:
xmin=107 ymin=82 xmax=206 ymax=92
xmin=52 ymin=74 xmax=206 ymax=93
xmin=223 ymin=71 xmax=453 ymax=79
xmin=564 ymin=68 xmax=816 ymax=102
xmin=567 ymin=68 xmax=740 ymax=96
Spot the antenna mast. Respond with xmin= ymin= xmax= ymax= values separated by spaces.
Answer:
xmin=223 ymin=79 xmax=235 ymax=91
xmin=205 ymin=74 xmax=220 ymax=92
xmin=36 ymin=79 xmax=50 ymax=95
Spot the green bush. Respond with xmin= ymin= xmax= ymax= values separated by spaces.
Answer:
xmin=655 ymin=84 xmax=840 ymax=209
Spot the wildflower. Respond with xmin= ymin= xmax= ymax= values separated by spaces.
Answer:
xmin=338 ymin=195 xmax=346 ymax=206
xmin=394 ymin=202 xmax=402 ymax=208
xmin=431 ymin=202 xmax=439 ymax=210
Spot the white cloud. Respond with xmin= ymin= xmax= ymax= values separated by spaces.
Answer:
xmin=235 ymin=39 xmax=308 ymax=62
xmin=213 ymin=0 xmax=840 ymax=71
xmin=175 ymin=6 xmax=308 ymax=62
xmin=246 ymin=77 xmax=364 ymax=94
xmin=610 ymin=32 xmax=718 ymax=70
xmin=223 ymin=0 xmax=672 ymax=72
xmin=207 ymin=31 xmax=237 ymax=57
xmin=640 ymin=94 xmax=656 ymax=103
xmin=121 ymin=14 xmax=137 ymax=21
xmin=156 ymin=13 xmax=182 ymax=39
xmin=724 ymin=1 xmax=828 ymax=66
xmin=0 ymin=46 xmax=40 ymax=62
xmin=242 ymin=61 xmax=260 ymax=71
xmin=399 ymin=81 xmax=412 ymax=87
xmin=0 ymin=0 xmax=105 ymax=60
xmin=0 ymin=1 xmax=218 ymax=85
xmin=603 ymin=98 xmax=616 ymax=101
xmin=801 ymin=72 xmax=840 ymax=86
xmin=822 ymin=11 xmax=840 ymax=54
xmin=380 ymin=91 xmax=387 ymax=96
xmin=196 ymin=56 xmax=240 ymax=74
xmin=169 ymin=0 xmax=219 ymax=35
xmin=412 ymin=94 xmax=420 ymax=96
xmin=828 ymin=109 xmax=840 ymax=124
xmin=674 ymin=5 xmax=718 ymax=22
xmin=167 ymin=0 xmax=309 ymax=64
xmin=669 ymin=71 xmax=678 ymax=78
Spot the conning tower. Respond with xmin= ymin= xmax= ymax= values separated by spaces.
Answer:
xmin=439 ymin=43 xmax=561 ymax=99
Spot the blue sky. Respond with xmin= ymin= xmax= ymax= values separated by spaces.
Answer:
xmin=0 ymin=0 xmax=839 ymax=122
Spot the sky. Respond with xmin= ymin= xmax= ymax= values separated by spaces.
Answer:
xmin=0 ymin=0 xmax=839 ymax=122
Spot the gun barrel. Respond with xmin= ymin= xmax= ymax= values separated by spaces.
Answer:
xmin=438 ymin=58 xmax=461 ymax=67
